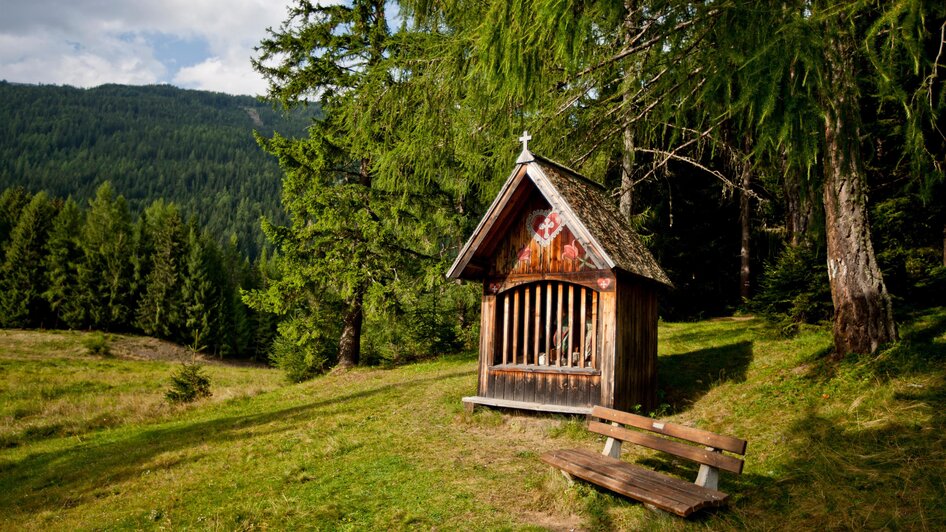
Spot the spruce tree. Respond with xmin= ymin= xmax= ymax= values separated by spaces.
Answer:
xmin=0 ymin=186 xmax=30 ymax=253
xmin=43 ymin=197 xmax=85 ymax=328
xmin=78 ymin=182 xmax=134 ymax=331
xmin=251 ymin=0 xmax=460 ymax=371
xmin=0 ymin=191 xmax=57 ymax=327
xmin=181 ymin=226 xmax=218 ymax=351
xmin=135 ymin=200 xmax=186 ymax=339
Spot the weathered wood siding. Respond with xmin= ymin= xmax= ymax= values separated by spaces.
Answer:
xmin=597 ymin=290 xmax=617 ymax=409
xmin=489 ymin=191 xmax=606 ymax=277
xmin=477 ymin=294 xmax=497 ymax=397
xmin=485 ymin=368 xmax=602 ymax=408
xmin=612 ymin=275 xmax=658 ymax=412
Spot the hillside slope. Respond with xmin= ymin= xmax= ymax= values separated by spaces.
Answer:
xmin=0 ymin=82 xmax=317 ymax=257
xmin=0 ymin=311 xmax=943 ymax=529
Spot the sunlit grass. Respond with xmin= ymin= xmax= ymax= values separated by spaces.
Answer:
xmin=1 ymin=309 xmax=944 ymax=529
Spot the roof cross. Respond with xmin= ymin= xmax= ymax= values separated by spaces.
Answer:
xmin=519 ymin=130 xmax=532 ymax=152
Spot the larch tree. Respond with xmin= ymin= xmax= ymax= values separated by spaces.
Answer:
xmin=411 ymin=0 xmax=944 ymax=355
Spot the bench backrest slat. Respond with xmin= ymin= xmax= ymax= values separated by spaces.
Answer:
xmin=591 ymin=406 xmax=747 ymax=455
xmin=588 ymin=421 xmax=745 ymax=474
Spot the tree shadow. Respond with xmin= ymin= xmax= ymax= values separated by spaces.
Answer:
xmin=658 ymin=341 xmax=753 ymax=412
xmin=735 ymin=310 xmax=946 ymax=527
xmin=0 ymin=368 xmax=474 ymax=517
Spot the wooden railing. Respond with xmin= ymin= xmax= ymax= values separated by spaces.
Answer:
xmin=495 ymin=281 xmax=598 ymax=370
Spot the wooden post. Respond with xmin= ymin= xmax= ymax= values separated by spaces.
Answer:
xmin=523 ymin=286 xmax=530 ymax=364
xmin=567 ymin=285 xmax=574 ymax=367
xmin=512 ymin=289 xmax=520 ymax=365
xmin=502 ymin=293 xmax=509 ymax=365
xmin=579 ymin=287 xmax=586 ymax=368
xmin=534 ymin=285 xmax=541 ymax=362
xmin=556 ymin=283 xmax=564 ymax=367
xmin=590 ymin=291 xmax=598 ymax=370
xmin=545 ymin=283 xmax=552 ymax=363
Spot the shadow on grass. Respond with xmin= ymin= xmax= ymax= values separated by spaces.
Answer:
xmin=658 ymin=341 xmax=753 ymax=412
xmin=736 ymin=309 xmax=946 ymax=528
xmin=0 ymin=368 xmax=474 ymax=517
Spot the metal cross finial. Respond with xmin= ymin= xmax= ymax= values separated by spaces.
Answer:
xmin=519 ymin=130 xmax=532 ymax=152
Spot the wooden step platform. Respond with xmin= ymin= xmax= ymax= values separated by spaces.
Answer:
xmin=541 ymin=448 xmax=730 ymax=517
xmin=461 ymin=396 xmax=592 ymax=415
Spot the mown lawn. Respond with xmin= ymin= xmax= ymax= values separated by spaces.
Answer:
xmin=1 ymin=309 xmax=944 ymax=530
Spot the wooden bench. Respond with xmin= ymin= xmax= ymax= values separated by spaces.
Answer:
xmin=540 ymin=405 xmax=747 ymax=517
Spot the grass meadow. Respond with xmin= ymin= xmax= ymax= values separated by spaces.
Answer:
xmin=1 ymin=309 xmax=944 ymax=530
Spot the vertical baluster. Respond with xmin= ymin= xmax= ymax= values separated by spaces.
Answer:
xmin=556 ymin=283 xmax=563 ymax=367
xmin=545 ymin=283 xmax=552 ymax=363
xmin=502 ymin=292 xmax=509 ymax=365
xmin=523 ymin=286 xmax=530 ymax=364
xmin=567 ymin=285 xmax=574 ymax=367
xmin=580 ymin=287 xmax=587 ymax=368
xmin=534 ymin=285 xmax=541 ymax=364
xmin=512 ymin=288 xmax=520 ymax=365
xmin=590 ymin=291 xmax=598 ymax=369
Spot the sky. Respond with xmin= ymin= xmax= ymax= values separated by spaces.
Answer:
xmin=0 ymin=0 xmax=295 ymax=96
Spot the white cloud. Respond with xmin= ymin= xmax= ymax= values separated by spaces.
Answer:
xmin=174 ymin=55 xmax=266 ymax=95
xmin=0 ymin=0 xmax=293 ymax=95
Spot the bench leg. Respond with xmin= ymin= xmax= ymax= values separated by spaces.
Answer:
xmin=463 ymin=401 xmax=476 ymax=413
xmin=695 ymin=464 xmax=719 ymax=490
xmin=602 ymin=422 xmax=623 ymax=458
xmin=561 ymin=470 xmax=575 ymax=485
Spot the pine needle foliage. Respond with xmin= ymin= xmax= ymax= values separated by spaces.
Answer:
xmin=165 ymin=362 xmax=212 ymax=404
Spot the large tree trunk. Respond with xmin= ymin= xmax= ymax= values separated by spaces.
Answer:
xmin=782 ymin=156 xmax=816 ymax=247
xmin=619 ymin=2 xmax=638 ymax=220
xmin=821 ymin=36 xmax=897 ymax=355
xmin=620 ymin=126 xmax=635 ymax=219
xmin=336 ymin=156 xmax=373 ymax=369
xmin=337 ymin=290 xmax=364 ymax=368
xmin=739 ymin=166 xmax=751 ymax=301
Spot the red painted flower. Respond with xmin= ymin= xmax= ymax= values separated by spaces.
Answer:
xmin=517 ymin=245 xmax=532 ymax=263
xmin=563 ymin=239 xmax=581 ymax=260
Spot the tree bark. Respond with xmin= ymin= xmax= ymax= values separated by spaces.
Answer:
xmin=336 ymin=156 xmax=373 ymax=369
xmin=619 ymin=125 xmax=634 ymax=220
xmin=619 ymin=2 xmax=638 ymax=221
xmin=821 ymin=36 xmax=897 ymax=355
xmin=942 ymin=225 xmax=945 ymax=266
xmin=739 ymin=166 xmax=751 ymax=301
xmin=337 ymin=290 xmax=364 ymax=368
xmin=782 ymin=156 xmax=816 ymax=247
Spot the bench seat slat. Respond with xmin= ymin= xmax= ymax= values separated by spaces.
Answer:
xmin=588 ymin=421 xmax=744 ymax=474
xmin=540 ymin=449 xmax=729 ymax=517
xmin=542 ymin=451 xmax=694 ymax=516
xmin=558 ymin=448 xmax=727 ymax=505
xmin=591 ymin=406 xmax=747 ymax=455
xmin=553 ymin=449 xmax=715 ymax=510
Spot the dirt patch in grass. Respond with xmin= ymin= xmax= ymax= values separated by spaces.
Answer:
xmin=109 ymin=336 xmax=266 ymax=368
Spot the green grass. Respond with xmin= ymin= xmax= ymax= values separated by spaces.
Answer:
xmin=1 ymin=310 xmax=944 ymax=530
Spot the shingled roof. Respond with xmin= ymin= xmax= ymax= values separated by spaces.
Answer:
xmin=447 ymin=147 xmax=672 ymax=287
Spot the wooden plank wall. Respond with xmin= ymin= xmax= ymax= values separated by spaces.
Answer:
xmin=597 ymin=291 xmax=617 ymax=409
xmin=489 ymin=192 xmax=606 ymax=277
xmin=612 ymin=277 xmax=658 ymax=412
xmin=486 ymin=369 xmax=601 ymax=408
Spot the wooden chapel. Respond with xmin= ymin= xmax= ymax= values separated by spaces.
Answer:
xmin=448 ymin=133 xmax=673 ymax=414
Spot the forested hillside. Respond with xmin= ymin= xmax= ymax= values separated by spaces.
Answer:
xmin=0 ymin=82 xmax=317 ymax=257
